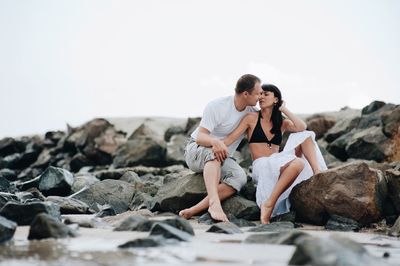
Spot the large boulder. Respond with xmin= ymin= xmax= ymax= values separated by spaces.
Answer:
xmin=306 ymin=114 xmax=336 ymax=139
xmin=156 ymin=173 xmax=207 ymax=213
xmin=0 ymin=137 xmax=23 ymax=157
xmin=0 ymin=201 xmax=61 ymax=225
xmin=71 ymin=179 xmax=136 ymax=214
xmin=38 ymin=166 xmax=74 ymax=196
xmin=0 ymin=215 xmax=17 ymax=243
xmin=46 ymin=196 xmax=91 ymax=214
xmin=28 ymin=213 xmax=76 ymax=240
xmin=290 ymin=162 xmax=386 ymax=225
xmin=166 ymin=134 xmax=187 ymax=165
xmin=222 ymin=195 xmax=260 ymax=221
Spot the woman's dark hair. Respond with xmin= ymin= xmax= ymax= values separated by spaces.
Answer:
xmin=262 ymin=84 xmax=283 ymax=134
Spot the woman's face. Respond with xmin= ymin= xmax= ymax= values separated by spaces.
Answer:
xmin=259 ymin=90 xmax=278 ymax=109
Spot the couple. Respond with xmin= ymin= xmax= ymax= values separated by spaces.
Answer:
xmin=180 ymin=74 xmax=327 ymax=224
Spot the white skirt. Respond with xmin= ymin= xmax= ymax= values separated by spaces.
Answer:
xmin=252 ymin=130 xmax=327 ymax=217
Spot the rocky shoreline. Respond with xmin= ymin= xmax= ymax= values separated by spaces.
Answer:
xmin=1 ymin=100 xmax=400 ymax=265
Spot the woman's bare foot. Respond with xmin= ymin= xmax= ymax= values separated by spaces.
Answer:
xmin=179 ymin=208 xmax=197 ymax=219
xmin=208 ymin=201 xmax=228 ymax=222
xmin=260 ymin=202 xmax=274 ymax=224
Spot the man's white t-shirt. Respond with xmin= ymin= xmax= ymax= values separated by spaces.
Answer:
xmin=191 ymin=96 xmax=258 ymax=156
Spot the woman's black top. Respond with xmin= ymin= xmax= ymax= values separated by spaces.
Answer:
xmin=248 ymin=111 xmax=282 ymax=147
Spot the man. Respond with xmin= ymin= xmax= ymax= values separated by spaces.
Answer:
xmin=179 ymin=74 xmax=262 ymax=222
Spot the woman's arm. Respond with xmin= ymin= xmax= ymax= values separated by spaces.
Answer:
xmin=223 ymin=113 xmax=254 ymax=146
xmin=280 ymin=102 xmax=307 ymax=132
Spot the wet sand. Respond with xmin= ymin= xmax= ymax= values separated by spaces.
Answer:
xmin=1 ymin=214 xmax=400 ymax=265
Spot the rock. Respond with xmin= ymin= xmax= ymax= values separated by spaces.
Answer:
xmin=270 ymin=211 xmax=296 ymax=223
xmin=38 ymin=166 xmax=74 ymax=196
xmin=113 ymin=136 xmax=166 ymax=168
xmin=388 ymin=216 xmax=400 ymax=237
xmin=325 ymin=111 xmax=361 ymax=143
xmin=114 ymin=215 xmax=154 ymax=232
xmin=248 ymin=221 xmax=295 ymax=232
xmin=361 ymin=100 xmax=386 ymax=115
xmin=386 ymin=169 xmax=400 ymax=213
xmin=95 ymin=204 xmax=116 ymax=217
xmin=198 ymin=212 xmax=256 ymax=227
xmin=0 ymin=176 xmax=12 ymax=193
xmin=118 ymin=236 xmax=172 ymax=248
xmin=71 ymin=179 xmax=136 ymax=214
xmin=0 ymin=192 xmax=18 ymax=209
xmin=161 ymin=216 xmax=195 ymax=236
xmin=0 ymin=137 xmax=22 ymax=157
xmin=222 ymin=195 xmax=260 ymax=221
xmin=63 ymin=215 xmax=109 ymax=229
xmin=0 ymin=169 xmax=17 ymax=182
xmin=0 ymin=215 xmax=17 ymax=243
xmin=345 ymin=126 xmax=392 ymax=162
xmin=46 ymin=196 xmax=91 ymax=214
xmin=239 ymin=178 xmax=257 ymax=202
xmin=325 ymin=214 xmax=361 ymax=231
xmin=71 ymin=173 xmax=99 ymax=193
xmin=44 ymin=131 xmax=66 ymax=147
xmin=164 ymin=126 xmax=185 ymax=142
xmin=166 ymin=134 xmax=186 ymax=165
xmin=326 ymin=132 xmax=351 ymax=161
xmin=120 ymin=171 xmax=159 ymax=196
xmin=185 ymin=117 xmax=201 ymax=135
xmin=149 ymin=223 xmax=192 ymax=241
xmin=289 ymin=234 xmax=388 ymax=266
xmin=28 ymin=213 xmax=76 ymax=240
xmin=129 ymin=192 xmax=159 ymax=211
xmin=69 ymin=153 xmax=92 ymax=173
xmin=206 ymin=222 xmax=243 ymax=234
xmin=16 ymin=176 xmax=40 ymax=191
xmin=382 ymin=106 xmax=400 ymax=137
xmin=290 ymin=162 xmax=386 ymax=225
xmin=306 ymin=114 xmax=336 ymax=139
xmin=244 ymin=230 xmax=309 ymax=244
xmin=0 ymin=201 xmax=61 ymax=225
xmin=156 ymin=173 xmax=207 ymax=213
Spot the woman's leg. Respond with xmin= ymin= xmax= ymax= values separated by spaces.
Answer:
xmin=295 ymin=136 xmax=321 ymax=175
xmin=260 ymin=158 xmax=304 ymax=224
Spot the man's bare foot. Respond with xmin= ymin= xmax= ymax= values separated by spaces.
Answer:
xmin=260 ymin=202 xmax=274 ymax=224
xmin=178 ymin=208 xmax=196 ymax=219
xmin=208 ymin=202 xmax=228 ymax=222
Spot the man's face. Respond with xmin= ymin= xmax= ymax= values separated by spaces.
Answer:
xmin=246 ymin=82 xmax=262 ymax=106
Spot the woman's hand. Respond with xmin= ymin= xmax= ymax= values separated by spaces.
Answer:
xmin=278 ymin=100 xmax=287 ymax=112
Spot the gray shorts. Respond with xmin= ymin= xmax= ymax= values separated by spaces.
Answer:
xmin=184 ymin=138 xmax=247 ymax=192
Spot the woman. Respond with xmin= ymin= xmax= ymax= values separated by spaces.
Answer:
xmin=223 ymin=84 xmax=327 ymax=224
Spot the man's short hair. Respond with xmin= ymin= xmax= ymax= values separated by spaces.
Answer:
xmin=235 ymin=74 xmax=261 ymax=94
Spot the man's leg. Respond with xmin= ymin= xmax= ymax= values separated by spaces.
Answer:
xmin=179 ymin=183 xmax=235 ymax=219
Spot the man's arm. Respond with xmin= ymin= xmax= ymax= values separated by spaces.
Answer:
xmin=196 ymin=127 xmax=228 ymax=163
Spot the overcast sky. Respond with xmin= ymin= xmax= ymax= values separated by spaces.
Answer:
xmin=0 ymin=0 xmax=399 ymax=138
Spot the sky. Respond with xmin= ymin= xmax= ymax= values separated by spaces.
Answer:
xmin=0 ymin=0 xmax=399 ymax=138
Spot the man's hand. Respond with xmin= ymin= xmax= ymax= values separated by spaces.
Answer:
xmin=211 ymin=138 xmax=228 ymax=163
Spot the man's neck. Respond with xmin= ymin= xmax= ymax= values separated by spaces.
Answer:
xmin=233 ymin=94 xmax=247 ymax=112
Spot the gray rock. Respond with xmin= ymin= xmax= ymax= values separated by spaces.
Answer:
xmin=38 ymin=166 xmax=74 ymax=196
xmin=28 ymin=213 xmax=76 ymax=240
xmin=0 ymin=201 xmax=61 ymax=225
xmin=71 ymin=179 xmax=136 ymax=214
xmin=270 ymin=211 xmax=296 ymax=223
xmin=113 ymin=136 xmax=166 ymax=168
xmin=0 ymin=215 xmax=17 ymax=243
xmin=198 ymin=212 xmax=256 ymax=227
xmin=239 ymin=178 xmax=257 ymax=202
xmin=388 ymin=216 xmax=400 ymax=237
xmin=382 ymin=105 xmax=400 ymax=137
xmin=325 ymin=215 xmax=361 ymax=231
xmin=114 ymin=215 xmax=154 ymax=232
xmin=222 ymin=195 xmax=260 ymax=221
xmin=206 ymin=222 xmax=243 ymax=234
xmin=162 ymin=216 xmax=195 ymax=236
xmin=71 ymin=173 xmax=99 ymax=193
xmin=0 ymin=137 xmax=22 ymax=157
xmin=0 ymin=169 xmax=17 ymax=182
xmin=386 ymin=168 xmax=400 ymax=213
xmin=289 ymin=234 xmax=388 ymax=266
xmin=0 ymin=192 xmax=19 ymax=209
xmin=156 ymin=173 xmax=207 ymax=213
xmin=290 ymin=162 xmax=386 ymax=225
xmin=149 ymin=222 xmax=192 ymax=241
xmin=248 ymin=221 xmax=295 ymax=232
xmin=164 ymin=126 xmax=185 ymax=142
xmin=244 ymin=230 xmax=309 ymax=244
xmin=361 ymin=100 xmax=386 ymax=115
xmin=46 ymin=196 xmax=91 ymax=214
xmin=118 ymin=236 xmax=173 ymax=248
xmin=166 ymin=134 xmax=187 ymax=165
xmin=129 ymin=191 xmax=159 ymax=212
xmin=120 ymin=171 xmax=159 ymax=196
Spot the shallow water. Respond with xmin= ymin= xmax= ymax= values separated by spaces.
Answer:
xmin=1 ymin=219 xmax=400 ymax=266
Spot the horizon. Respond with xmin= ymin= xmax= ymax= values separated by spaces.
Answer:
xmin=0 ymin=0 xmax=399 ymax=138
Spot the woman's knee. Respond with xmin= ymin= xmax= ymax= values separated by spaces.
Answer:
xmin=291 ymin=158 xmax=305 ymax=172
